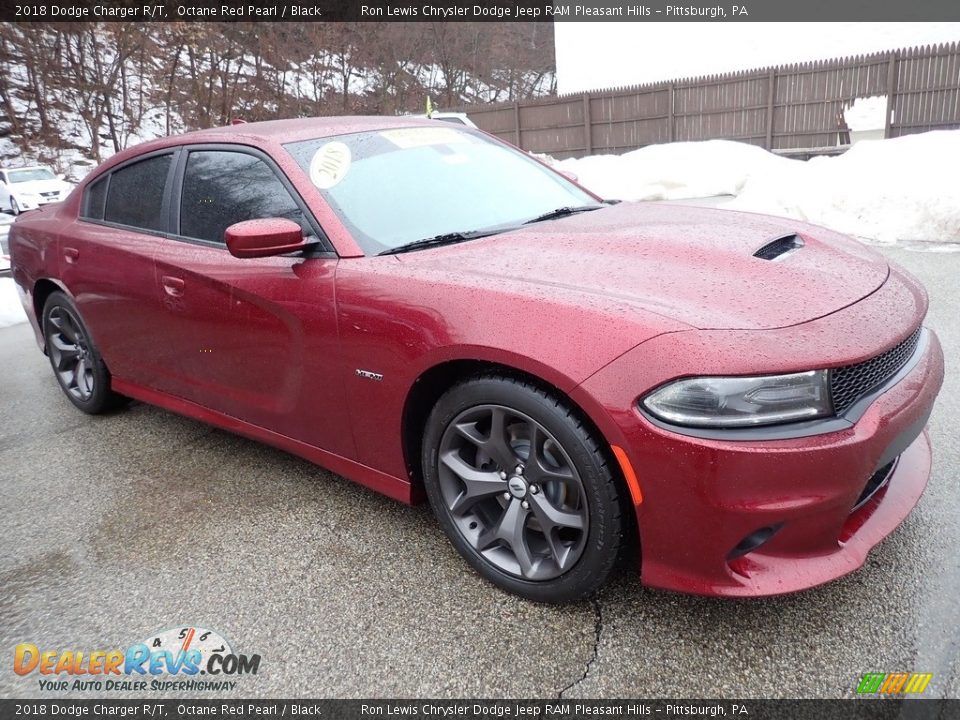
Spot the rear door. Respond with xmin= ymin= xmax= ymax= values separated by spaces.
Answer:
xmin=150 ymin=145 xmax=354 ymax=458
xmin=58 ymin=151 xmax=176 ymax=387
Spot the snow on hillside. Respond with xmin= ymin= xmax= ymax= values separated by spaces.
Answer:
xmin=554 ymin=130 xmax=960 ymax=248
xmin=1 ymin=26 xmax=553 ymax=184
xmin=0 ymin=54 xmax=174 ymax=183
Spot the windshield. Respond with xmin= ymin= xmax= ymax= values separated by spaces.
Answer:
xmin=8 ymin=168 xmax=56 ymax=183
xmin=284 ymin=127 xmax=599 ymax=255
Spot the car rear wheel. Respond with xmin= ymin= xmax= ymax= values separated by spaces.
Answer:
xmin=42 ymin=291 xmax=126 ymax=414
xmin=422 ymin=375 xmax=625 ymax=603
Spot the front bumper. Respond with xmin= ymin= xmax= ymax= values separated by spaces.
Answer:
xmin=574 ymin=271 xmax=944 ymax=596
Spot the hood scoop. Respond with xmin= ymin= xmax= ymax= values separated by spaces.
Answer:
xmin=754 ymin=233 xmax=804 ymax=261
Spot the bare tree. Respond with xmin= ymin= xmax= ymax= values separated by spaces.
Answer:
xmin=0 ymin=20 xmax=556 ymax=165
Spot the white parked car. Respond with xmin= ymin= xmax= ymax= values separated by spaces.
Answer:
xmin=0 ymin=166 xmax=73 ymax=215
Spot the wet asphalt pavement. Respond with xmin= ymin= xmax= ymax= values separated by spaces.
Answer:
xmin=0 ymin=244 xmax=957 ymax=700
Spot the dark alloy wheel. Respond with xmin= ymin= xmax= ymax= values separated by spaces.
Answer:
xmin=422 ymin=375 xmax=625 ymax=603
xmin=42 ymin=291 xmax=126 ymax=414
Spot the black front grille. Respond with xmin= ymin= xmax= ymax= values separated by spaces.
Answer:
xmin=830 ymin=326 xmax=922 ymax=414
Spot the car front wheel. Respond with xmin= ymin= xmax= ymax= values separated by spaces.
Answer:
xmin=422 ymin=375 xmax=625 ymax=603
xmin=42 ymin=291 xmax=126 ymax=414
xmin=10 ymin=198 xmax=20 ymax=215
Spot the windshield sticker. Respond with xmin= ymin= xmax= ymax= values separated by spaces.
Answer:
xmin=381 ymin=127 xmax=469 ymax=149
xmin=309 ymin=141 xmax=351 ymax=190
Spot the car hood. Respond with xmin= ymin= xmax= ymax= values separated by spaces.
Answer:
xmin=397 ymin=202 xmax=889 ymax=331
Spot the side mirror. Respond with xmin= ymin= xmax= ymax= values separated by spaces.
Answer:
xmin=224 ymin=218 xmax=307 ymax=259
xmin=558 ymin=169 xmax=579 ymax=183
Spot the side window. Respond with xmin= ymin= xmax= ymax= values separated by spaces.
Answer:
xmin=81 ymin=175 xmax=109 ymax=220
xmin=179 ymin=150 xmax=308 ymax=245
xmin=104 ymin=154 xmax=172 ymax=231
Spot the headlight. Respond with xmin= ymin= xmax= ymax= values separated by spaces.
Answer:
xmin=641 ymin=370 xmax=831 ymax=428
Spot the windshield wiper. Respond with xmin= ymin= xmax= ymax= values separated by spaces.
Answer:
xmin=523 ymin=205 xmax=604 ymax=225
xmin=377 ymin=208 xmax=602 ymax=256
xmin=378 ymin=228 xmax=507 ymax=256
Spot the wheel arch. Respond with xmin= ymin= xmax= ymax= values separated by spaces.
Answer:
xmin=32 ymin=278 xmax=70 ymax=352
xmin=401 ymin=359 xmax=633 ymax=515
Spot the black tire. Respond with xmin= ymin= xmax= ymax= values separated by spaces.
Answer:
xmin=10 ymin=198 xmax=20 ymax=216
xmin=422 ymin=374 xmax=625 ymax=603
xmin=42 ymin=291 xmax=126 ymax=414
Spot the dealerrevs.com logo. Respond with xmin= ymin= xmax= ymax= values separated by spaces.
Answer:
xmin=14 ymin=626 xmax=261 ymax=692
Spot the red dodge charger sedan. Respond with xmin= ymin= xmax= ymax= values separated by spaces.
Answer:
xmin=9 ymin=117 xmax=943 ymax=602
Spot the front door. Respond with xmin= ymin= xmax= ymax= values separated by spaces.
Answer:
xmin=150 ymin=147 xmax=354 ymax=458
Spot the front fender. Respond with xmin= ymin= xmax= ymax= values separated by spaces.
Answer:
xmin=332 ymin=257 xmax=690 ymax=483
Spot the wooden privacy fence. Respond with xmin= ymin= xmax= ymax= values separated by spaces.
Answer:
xmin=455 ymin=42 xmax=960 ymax=159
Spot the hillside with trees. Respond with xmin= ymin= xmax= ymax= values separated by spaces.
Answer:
xmin=0 ymin=22 xmax=555 ymax=176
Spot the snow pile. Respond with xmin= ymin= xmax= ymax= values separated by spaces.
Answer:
xmin=554 ymin=140 xmax=792 ymax=202
xmin=845 ymin=96 xmax=888 ymax=132
xmin=727 ymin=130 xmax=960 ymax=245
xmin=554 ymin=130 xmax=960 ymax=247
xmin=0 ymin=278 xmax=26 ymax=328
xmin=0 ymin=215 xmax=24 ymax=327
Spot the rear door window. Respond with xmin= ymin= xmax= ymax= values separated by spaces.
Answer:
xmin=103 ymin=154 xmax=172 ymax=231
xmin=81 ymin=175 xmax=109 ymax=220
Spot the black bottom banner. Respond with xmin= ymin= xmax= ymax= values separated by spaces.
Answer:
xmin=1 ymin=699 xmax=959 ymax=720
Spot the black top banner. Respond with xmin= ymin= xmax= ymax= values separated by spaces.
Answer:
xmin=5 ymin=0 xmax=960 ymax=22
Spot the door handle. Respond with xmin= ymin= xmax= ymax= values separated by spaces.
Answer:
xmin=161 ymin=275 xmax=185 ymax=297
xmin=63 ymin=247 xmax=79 ymax=264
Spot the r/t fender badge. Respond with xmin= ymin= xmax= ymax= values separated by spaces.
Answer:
xmin=356 ymin=369 xmax=384 ymax=381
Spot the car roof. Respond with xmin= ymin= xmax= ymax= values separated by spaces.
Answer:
xmin=85 ymin=115 xmax=483 ymax=183
xmin=175 ymin=115 xmax=445 ymax=145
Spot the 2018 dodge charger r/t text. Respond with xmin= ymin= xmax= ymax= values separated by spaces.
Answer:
xmin=9 ymin=117 xmax=943 ymax=602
